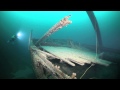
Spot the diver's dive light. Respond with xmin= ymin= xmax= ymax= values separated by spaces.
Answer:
xmin=17 ymin=32 xmax=23 ymax=39
xmin=17 ymin=32 xmax=22 ymax=37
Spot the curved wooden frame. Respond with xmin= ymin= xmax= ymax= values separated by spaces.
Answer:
xmin=86 ymin=11 xmax=102 ymax=53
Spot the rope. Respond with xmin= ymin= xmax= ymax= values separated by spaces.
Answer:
xmin=80 ymin=64 xmax=94 ymax=79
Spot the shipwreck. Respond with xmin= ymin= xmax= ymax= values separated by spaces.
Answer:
xmin=28 ymin=12 xmax=118 ymax=79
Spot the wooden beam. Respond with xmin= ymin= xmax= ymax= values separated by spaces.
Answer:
xmin=35 ymin=15 xmax=72 ymax=46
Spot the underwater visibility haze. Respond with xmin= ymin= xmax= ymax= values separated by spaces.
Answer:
xmin=0 ymin=11 xmax=120 ymax=79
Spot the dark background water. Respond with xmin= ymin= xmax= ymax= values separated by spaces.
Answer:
xmin=0 ymin=11 xmax=120 ymax=79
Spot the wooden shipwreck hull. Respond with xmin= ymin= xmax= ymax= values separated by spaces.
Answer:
xmin=30 ymin=41 xmax=73 ymax=79
xmin=30 ymin=39 xmax=113 ymax=79
xmin=29 ymin=15 xmax=113 ymax=79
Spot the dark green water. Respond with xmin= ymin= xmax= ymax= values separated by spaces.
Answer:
xmin=0 ymin=11 xmax=120 ymax=79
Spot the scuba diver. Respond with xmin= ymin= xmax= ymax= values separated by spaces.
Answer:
xmin=7 ymin=34 xmax=18 ymax=44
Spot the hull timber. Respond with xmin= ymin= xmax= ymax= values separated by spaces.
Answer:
xmin=30 ymin=41 xmax=73 ymax=79
xmin=28 ymin=14 xmax=113 ymax=79
xmin=30 ymin=39 xmax=112 ymax=79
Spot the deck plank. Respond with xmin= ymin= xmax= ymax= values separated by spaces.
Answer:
xmin=41 ymin=46 xmax=112 ymax=66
